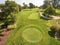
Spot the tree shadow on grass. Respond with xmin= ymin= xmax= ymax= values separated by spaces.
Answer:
xmin=48 ymin=31 xmax=55 ymax=38
xmin=40 ymin=16 xmax=50 ymax=20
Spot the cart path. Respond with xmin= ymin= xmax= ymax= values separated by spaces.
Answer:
xmin=0 ymin=30 xmax=11 ymax=45
xmin=40 ymin=12 xmax=60 ymax=20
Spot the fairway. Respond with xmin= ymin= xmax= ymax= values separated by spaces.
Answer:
xmin=28 ymin=13 xmax=39 ymax=19
xmin=5 ymin=8 xmax=60 ymax=45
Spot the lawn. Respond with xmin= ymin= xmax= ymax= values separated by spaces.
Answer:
xmin=5 ymin=8 xmax=60 ymax=45
xmin=56 ymin=9 xmax=60 ymax=15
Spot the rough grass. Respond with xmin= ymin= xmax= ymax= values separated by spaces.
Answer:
xmin=5 ymin=8 xmax=60 ymax=45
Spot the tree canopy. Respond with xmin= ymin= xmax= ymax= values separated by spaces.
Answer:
xmin=23 ymin=3 xmax=28 ymax=9
xmin=5 ymin=1 xmax=19 ymax=14
xmin=29 ymin=3 xmax=35 ymax=8
xmin=43 ymin=5 xmax=56 ymax=16
xmin=0 ymin=1 xmax=22 ymax=27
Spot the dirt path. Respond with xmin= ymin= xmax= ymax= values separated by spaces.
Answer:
xmin=0 ymin=31 xmax=11 ymax=45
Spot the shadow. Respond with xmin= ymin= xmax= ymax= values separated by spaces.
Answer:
xmin=0 ymin=33 xmax=4 ymax=36
xmin=6 ymin=28 xmax=14 ymax=31
xmin=40 ymin=16 xmax=50 ymax=20
xmin=48 ymin=31 xmax=55 ymax=38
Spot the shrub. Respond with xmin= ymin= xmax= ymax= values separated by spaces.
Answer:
xmin=50 ymin=26 xmax=56 ymax=32
xmin=50 ymin=25 xmax=60 ymax=36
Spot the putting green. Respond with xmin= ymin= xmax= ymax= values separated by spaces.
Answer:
xmin=22 ymin=27 xmax=42 ymax=43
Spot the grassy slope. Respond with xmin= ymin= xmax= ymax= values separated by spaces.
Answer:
xmin=5 ymin=8 xmax=60 ymax=45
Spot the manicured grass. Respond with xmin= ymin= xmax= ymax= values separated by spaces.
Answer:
xmin=56 ymin=9 xmax=60 ymax=15
xmin=22 ymin=27 xmax=42 ymax=43
xmin=28 ymin=13 xmax=39 ymax=19
xmin=5 ymin=8 xmax=60 ymax=45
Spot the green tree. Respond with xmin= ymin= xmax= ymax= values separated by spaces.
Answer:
xmin=43 ymin=4 xmax=56 ymax=16
xmin=0 ymin=1 xmax=20 ymax=29
xmin=0 ymin=4 xmax=5 ymax=10
xmin=29 ymin=3 xmax=35 ymax=8
xmin=23 ymin=3 xmax=28 ymax=9
xmin=5 ymin=1 xmax=19 ymax=14
xmin=0 ymin=4 xmax=6 ymax=20
xmin=4 ymin=1 xmax=20 ymax=25
xmin=18 ymin=4 xmax=22 ymax=11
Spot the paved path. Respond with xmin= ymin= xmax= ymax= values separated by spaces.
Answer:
xmin=40 ymin=12 xmax=52 ymax=19
xmin=51 ymin=15 xmax=60 ymax=19
xmin=40 ymin=12 xmax=60 ymax=20
xmin=0 ymin=23 xmax=16 ymax=45
xmin=0 ymin=31 xmax=11 ymax=45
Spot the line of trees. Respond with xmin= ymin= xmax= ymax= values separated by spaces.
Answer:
xmin=22 ymin=3 xmax=38 ymax=9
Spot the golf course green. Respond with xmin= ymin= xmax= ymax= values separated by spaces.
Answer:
xmin=5 ymin=8 xmax=60 ymax=45
xmin=22 ymin=27 xmax=42 ymax=43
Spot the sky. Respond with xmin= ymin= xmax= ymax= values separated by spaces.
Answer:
xmin=0 ymin=0 xmax=44 ymax=6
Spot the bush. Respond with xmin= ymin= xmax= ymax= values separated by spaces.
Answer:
xmin=50 ymin=26 xmax=56 ymax=32
xmin=50 ymin=25 xmax=60 ymax=36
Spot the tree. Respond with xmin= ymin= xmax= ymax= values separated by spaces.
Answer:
xmin=0 ymin=4 xmax=5 ymax=10
xmin=5 ymin=1 xmax=19 ymax=14
xmin=18 ymin=4 xmax=22 ymax=11
xmin=42 ymin=4 xmax=48 ymax=9
xmin=29 ymin=3 xmax=35 ymax=8
xmin=4 ymin=1 xmax=20 ymax=24
xmin=0 ymin=4 xmax=6 ymax=20
xmin=36 ymin=6 xmax=38 ymax=8
xmin=0 ymin=1 xmax=20 ymax=29
xmin=23 ymin=3 xmax=28 ymax=9
xmin=43 ymin=4 xmax=56 ymax=17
